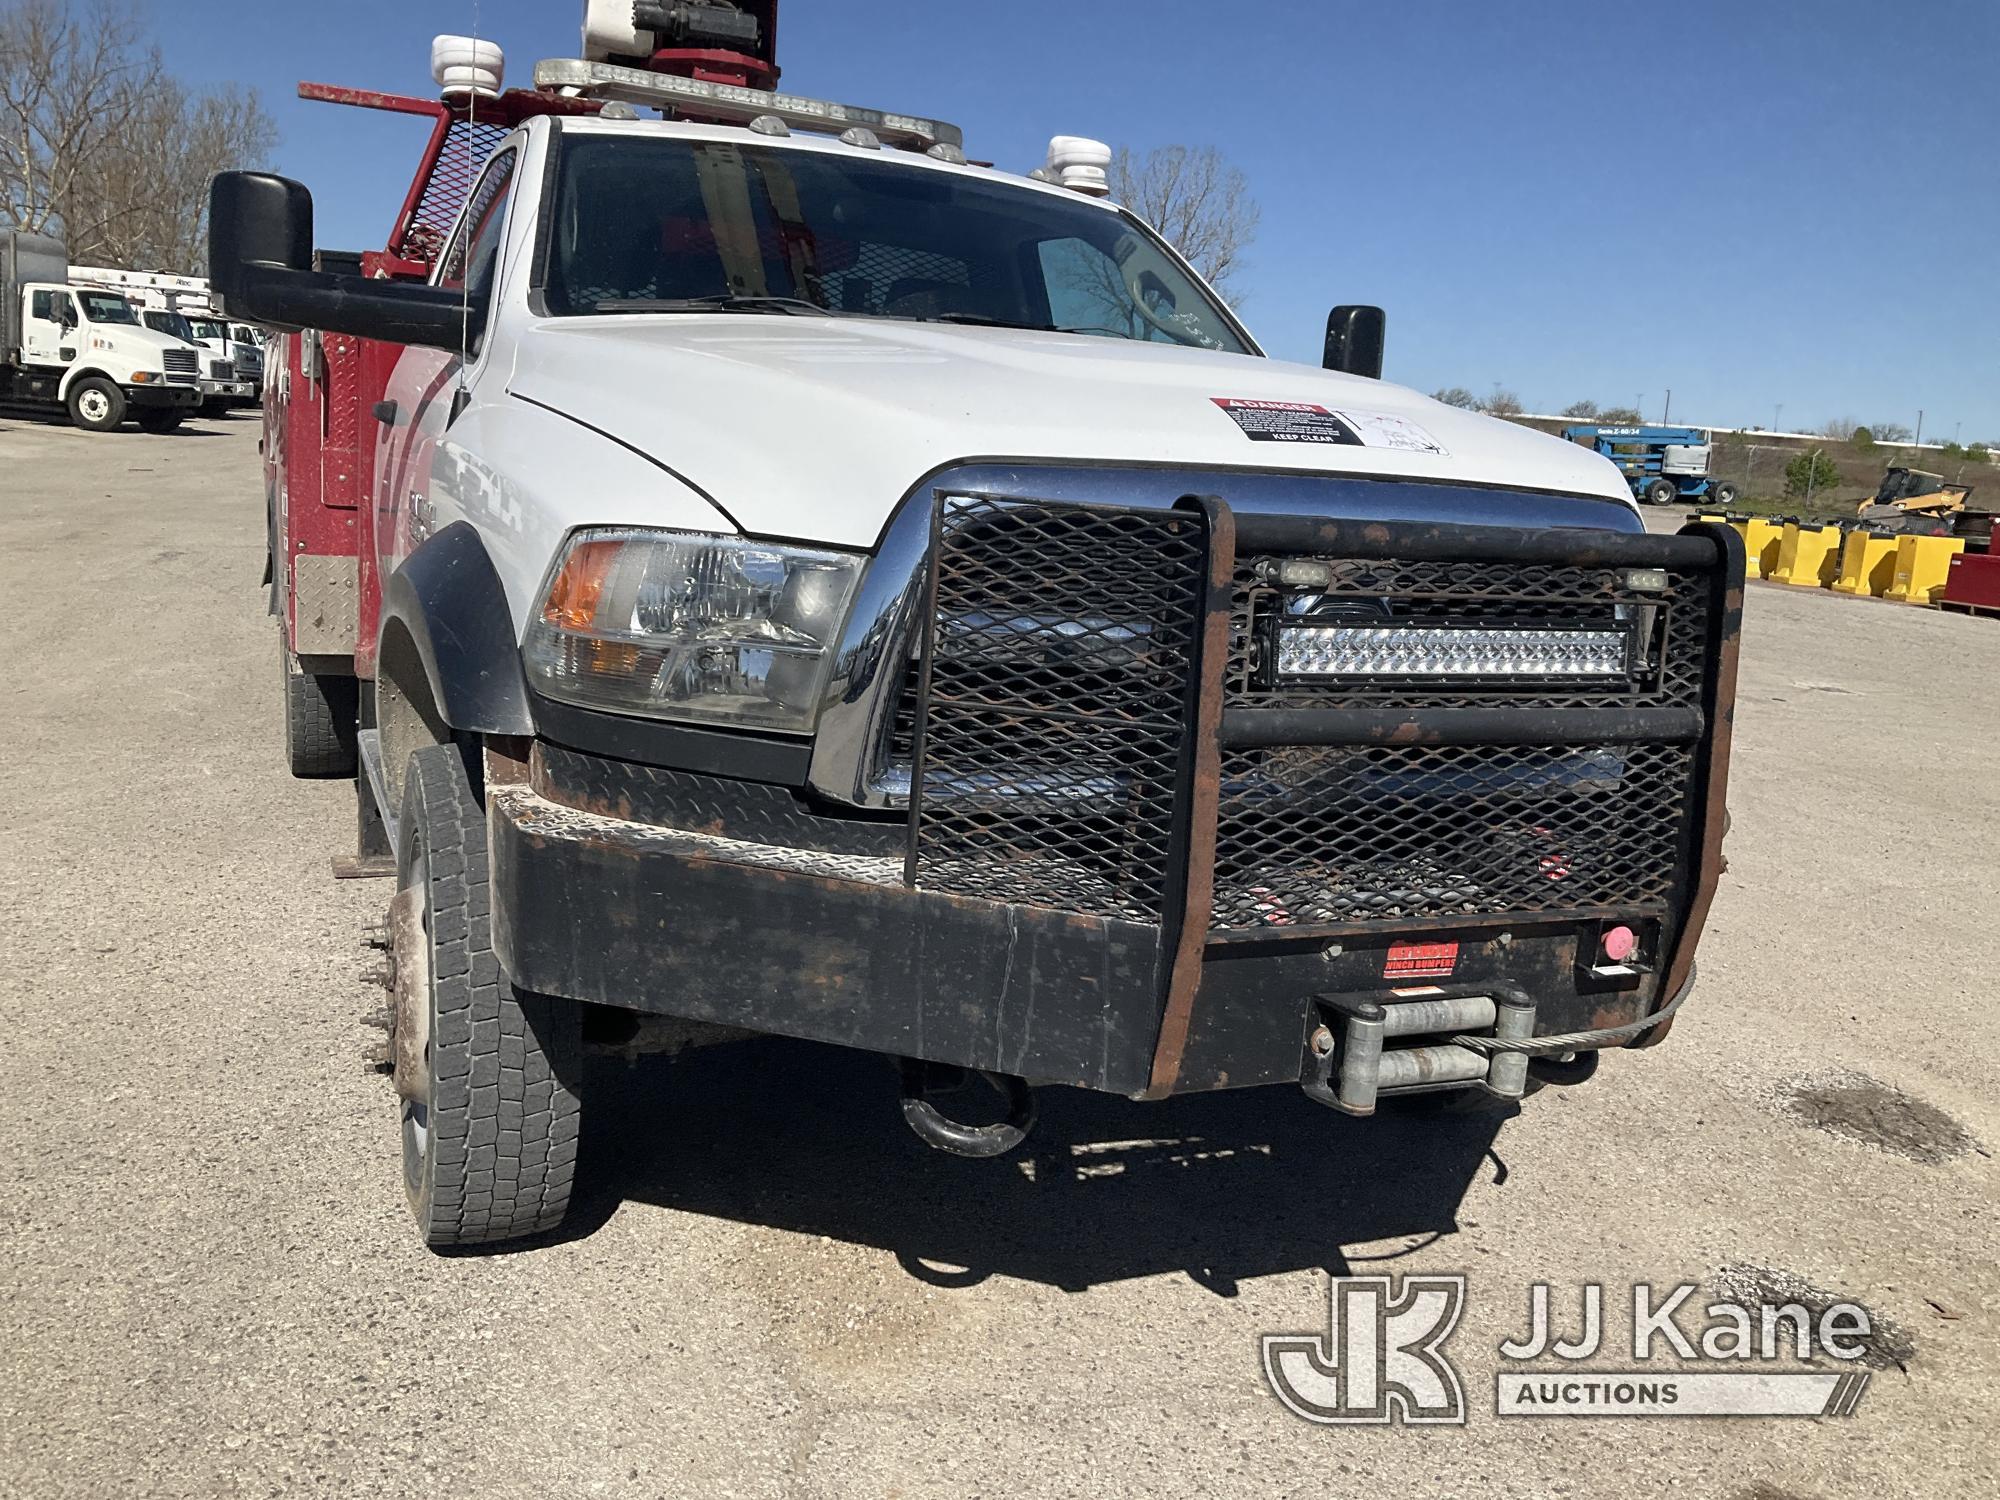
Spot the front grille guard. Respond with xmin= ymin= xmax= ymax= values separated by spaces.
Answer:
xmin=897 ymin=494 xmax=1744 ymax=1095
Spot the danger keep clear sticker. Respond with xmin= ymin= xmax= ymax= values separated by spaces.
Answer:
xmin=1211 ymin=398 xmax=1448 ymax=456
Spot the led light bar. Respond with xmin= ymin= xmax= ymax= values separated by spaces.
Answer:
xmin=1276 ymin=626 xmax=1630 ymax=680
xmin=533 ymin=57 xmax=962 ymax=149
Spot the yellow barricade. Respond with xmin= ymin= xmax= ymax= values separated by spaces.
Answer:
xmin=1769 ymin=523 xmax=1842 ymax=588
xmin=1885 ymin=535 xmax=1966 ymax=605
xmin=1830 ymin=531 xmax=1900 ymax=597
xmin=1730 ymin=518 xmax=1783 ymax=580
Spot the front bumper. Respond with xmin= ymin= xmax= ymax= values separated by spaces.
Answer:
xmin=198 ymin=377 xmax=255 ymax=400
xmin=130 ymin=384 xmax=199 ymax=410
xmin=488 ymin=752 xmax=1705 ymax=1099
xmin=488 ymin=509 xmax=1740 ymax=1100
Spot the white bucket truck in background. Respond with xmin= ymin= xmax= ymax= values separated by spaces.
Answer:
xmin=0 ymin=230 xmax=201 ymax=432
xmin=69 ymin=264 xmax=264 ymax=417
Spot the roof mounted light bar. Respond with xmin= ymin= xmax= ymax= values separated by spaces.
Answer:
xmin=533 ymin=56 xmax=962 ymax=150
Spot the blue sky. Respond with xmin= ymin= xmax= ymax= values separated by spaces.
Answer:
xmin=151 ymin=0 xmax=1997 ymax=440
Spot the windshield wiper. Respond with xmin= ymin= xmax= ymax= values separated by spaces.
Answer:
xmin=906 ymin=312 xmax=1061 ymax=332
xmin=591 ymin=295 xmax=832 ymax=316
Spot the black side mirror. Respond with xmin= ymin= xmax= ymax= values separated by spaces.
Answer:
xmin=208 ymin=171 xmax=479 ymax=353
xmin=1323 ymin=305 xmax=1386 ymax=379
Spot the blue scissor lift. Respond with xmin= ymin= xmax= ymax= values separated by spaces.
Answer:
xmin=1562 ymin=425 xmax=1739 ymax=507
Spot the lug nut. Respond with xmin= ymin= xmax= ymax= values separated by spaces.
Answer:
xmin=1310 ymin=1025 xmax=1335 ymax=1058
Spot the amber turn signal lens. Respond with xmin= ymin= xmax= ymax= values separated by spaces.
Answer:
xmin=541 ymin=538 xmax=624 ymax=630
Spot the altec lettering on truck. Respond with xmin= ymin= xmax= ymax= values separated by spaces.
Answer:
xmin=215 ymin=2 xmax=1743 ymax=1251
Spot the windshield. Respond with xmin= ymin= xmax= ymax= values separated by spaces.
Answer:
xmin=78 ymin=293 xmax=138 ymax=326
xmin=188 ymin=318 xmax=226 ymax=342
xmin=229 ymin=324 xmax=261 ymax=344
xmin=142 ymin=310 xmax=195 ymax=342
xmin=543 ymin=136 xmax=1253 ymax=354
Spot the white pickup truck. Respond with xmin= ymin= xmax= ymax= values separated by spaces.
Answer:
xmin=213 ymin=22 xmax=1741 ymax=1250
xmin=0 ymin=231 xmax=201 ymax=432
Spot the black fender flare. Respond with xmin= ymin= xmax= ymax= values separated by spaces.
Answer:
xmin=378 ymin=521 xmax=534 ymax=736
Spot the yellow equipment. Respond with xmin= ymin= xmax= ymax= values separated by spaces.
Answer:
xmin=1857 ymin=467 xmax=1973 ymax=523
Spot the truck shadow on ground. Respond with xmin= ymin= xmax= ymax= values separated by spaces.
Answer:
xmin=559 ymin=1037 xmax=1510 ymax=1294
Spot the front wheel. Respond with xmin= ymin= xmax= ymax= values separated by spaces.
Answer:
xmin=199 ymin=397 xmax=231 ymax=420
xmin=135 ymin=409 xmax=185 ymax=434
xmin=67 ymin=377 xmax=127 ymax=432
xmin=1710 ymin=481 xmax=1740 ymax=508
xmin=394 ymin=744 xmax=583 ymax=1249
xmin=1643 ymin=478 xmax=1679 ymax=506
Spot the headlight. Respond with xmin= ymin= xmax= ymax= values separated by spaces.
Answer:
xmin=522 ymin=528 xmax=863 ymax=733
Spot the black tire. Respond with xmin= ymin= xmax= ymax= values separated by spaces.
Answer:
xmin=1643 ymin=478 xmax=1679 ymax=507
xmin=282 ymin=638 xmax=359 ymax=778
xmin=397 ymin=744 xmax=583 ymax=1249
xmin=67 ymin=377 xmax=127 ymax=432
xmin=1710 ymin=481 xmax=1740 ymax=508
xmin=135 ymin=409 xmax=185 ymax=434
xmin=199 ymin=397 xmax=231 ymax=420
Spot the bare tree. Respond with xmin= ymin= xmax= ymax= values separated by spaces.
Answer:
xmin=1561 ymin=399 xmax=1600 ymax=419
xmin=1819 ymin=416 xmax=1858 ymax=442
xmin=1431 ymin=386 xmax=1479 ymax=409
xmin=1110 ymin=145 xmax=1260 ymax=295
xmin=1480 ymin=387 xmax=1524 ymax=418
xmin=0 ymin=0 xmax=274 ymax=271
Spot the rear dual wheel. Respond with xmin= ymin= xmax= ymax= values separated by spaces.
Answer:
xmin=282 ymin=636 xmax=359 ymax=778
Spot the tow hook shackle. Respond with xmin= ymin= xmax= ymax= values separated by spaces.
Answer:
xmin=1305 ymin=990 xmax=1538 ymax=1116
xmin=897 ymin=1060 xmax=1037 ymax=1158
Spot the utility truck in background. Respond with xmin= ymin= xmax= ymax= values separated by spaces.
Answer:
xmin=1 ymin=230 xmax=201 ymax=432
xmin=1561 ymin=424 xmax=1740 ymax=508
xmin=69 ymin=265 xmax=264 ymax=417
xmin=216 ymin=3 xmax=1743 ymax=1251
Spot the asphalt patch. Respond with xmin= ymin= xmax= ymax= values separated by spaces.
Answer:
xmin=1713 ymin=1263 xmax=1916 ymax=1372
xmin=1777 ymin=1072 xmax=1977 ymax=1164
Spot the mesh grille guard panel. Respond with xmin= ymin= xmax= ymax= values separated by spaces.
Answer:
xmin=1211 ymin=739 xmax=1691 ymax=929
xmin=906 ymin=496 xmax=1208 ymax=922
xmin=1211 ymin=537 xmax=1716 ymax=932
xmin=395 ymin=118 xmax=513 ymax=265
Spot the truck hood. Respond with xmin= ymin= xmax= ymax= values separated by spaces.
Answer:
xmin=508 ymin=317 xmax=1628 ymax=548
xmin=95 ymin=324 xmax=188 ymax=361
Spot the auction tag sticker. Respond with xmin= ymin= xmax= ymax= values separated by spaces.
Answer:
xmin=1337 ymin=409 xmax=1448 ymax=455
xmin=1212 ymin=398 xmax=1447 ymax=455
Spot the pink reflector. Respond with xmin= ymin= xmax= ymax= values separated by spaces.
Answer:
xmin=1603 ymin=926 xmax=1638 ymax=962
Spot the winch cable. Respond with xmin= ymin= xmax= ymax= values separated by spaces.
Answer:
xmin=1444 ymin=975 xmax=1696 ymax=1055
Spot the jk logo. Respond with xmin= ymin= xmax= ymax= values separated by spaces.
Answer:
xmin=1262 ymin=1275 xmax=1468 ymax=1425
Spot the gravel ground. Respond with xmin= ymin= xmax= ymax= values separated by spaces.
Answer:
xmin=2 ymin=415 xmax=1996 ymax=1499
